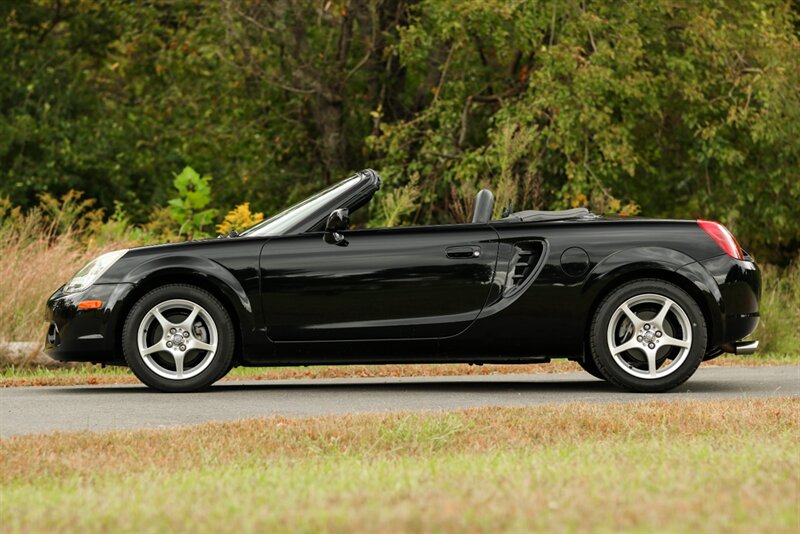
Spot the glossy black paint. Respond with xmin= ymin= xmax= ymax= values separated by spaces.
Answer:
xmin=260 ymin=224 xmax=498 ymax=342
xmin=45 ymin=170 xmax=761 ymax=367
xmin=46 ymin=283 xmax=132 ymax=363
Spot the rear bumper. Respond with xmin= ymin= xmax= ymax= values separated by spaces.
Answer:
xmin=677 ymin=253 xmax=761 ymax=350
xmin=45 ymin=283 xmax=134 ymax=364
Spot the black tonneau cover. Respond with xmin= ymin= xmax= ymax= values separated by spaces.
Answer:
xmin=502 ymin=207 xmax=593 ymax=223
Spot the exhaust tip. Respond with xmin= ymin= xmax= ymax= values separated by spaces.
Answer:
xmin=721 ymin=340 xmax=759 ymax=355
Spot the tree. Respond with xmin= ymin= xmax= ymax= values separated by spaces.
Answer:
xmin=1 ymin=0 xmax=797 ymax=260
xmin=369 ymin=0 xmax=800 ymax=260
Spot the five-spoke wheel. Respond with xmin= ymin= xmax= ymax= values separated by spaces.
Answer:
xmin=137 ymin=299 xmax=218 ymax=380
xmin=123 ymin=285 xmax=234 ymax=392
xmin=589 ymin=279 xmax=706 ymax=392
xmin=607 ymin=294 xmax=692 ymax=379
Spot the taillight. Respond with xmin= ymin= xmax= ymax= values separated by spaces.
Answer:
xmin=697 ymin=219 xmax=743 ymax=260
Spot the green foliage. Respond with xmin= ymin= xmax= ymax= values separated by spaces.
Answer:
xmin=755 ymin=262 xmax=800 ymax=354
xmin=36 ymin=191 xmax=101 ymax=236
xmin=0 ymin=0 xmax=798 ymax=260
xmin=87 ymin=202 xmax=157 ymax=248
xmin=167 ymin=166 xmax=215 ymax=239
xmin=370 ymin=175 xmax=421 ymax=228
xmin=370 ymin=0 xmax=800 ymax=260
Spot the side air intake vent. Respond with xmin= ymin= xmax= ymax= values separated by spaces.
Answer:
xmin=505 ymin=241 xmax=544 ymax=295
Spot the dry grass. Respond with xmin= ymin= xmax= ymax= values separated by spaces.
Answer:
xmin=3 ymin=397 xmax=796 ymax=481
xmin=1 ymin=355 xmax=796 ymax=387
xmin=0 ymin=361 xmax=580 ymax=387
xmin=0 ymin=205 xmax=125 ymax=343
xmin=0 ymin=232 xmax=96 ymax=342
xmin=1 ymin=398 xmax=798 ymax=532
xmin=0 ymin=196 xmax=143 ymax=348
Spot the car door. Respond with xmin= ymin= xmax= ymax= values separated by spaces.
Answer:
xmin=259 ymin=224 xmax=499 ymax=341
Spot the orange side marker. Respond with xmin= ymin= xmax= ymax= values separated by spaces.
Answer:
xmin=77 ymin=300 xmax=103 ymax=310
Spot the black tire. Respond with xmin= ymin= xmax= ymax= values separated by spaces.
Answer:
xmin=576 ymin=357 xmax=606 ymax=380
xmin=213 ymin=358 xmax=237 ymax=383
xmin=589 ymin=279 xmax=707 ymax=393
xmin=122 ymin=284 xmax=235 ymax=392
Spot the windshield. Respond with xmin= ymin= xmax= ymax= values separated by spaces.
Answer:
xmin=240 ymin=176 xmax=360 ymax=237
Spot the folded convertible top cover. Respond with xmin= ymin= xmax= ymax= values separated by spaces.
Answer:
xmin=509 ymin=208 xmax=591 ymax=222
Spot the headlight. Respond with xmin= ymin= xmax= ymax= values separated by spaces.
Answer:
xmin=63 ymin=249 xmax=129 ymax=294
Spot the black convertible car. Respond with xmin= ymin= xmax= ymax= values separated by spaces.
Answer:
xmin=46 ymin=169 xmax=760 ymax=392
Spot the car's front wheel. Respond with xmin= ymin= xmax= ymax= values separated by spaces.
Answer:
xmin=122 ymin=284 xmax=235 ymax=392
xmin=589 ymin=279 xmax=707 ymax=393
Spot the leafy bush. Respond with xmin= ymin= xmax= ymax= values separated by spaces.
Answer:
xmin=167 ymin=167 xmax=216 ymax=239
xmin=86 ymin=202 xmax=158 ymax=248
xmin=217 ymin=203 xmax=264 ymax=236
xmin=36 ymin=191 xmax=102 ymax=235
xmin=370 ymin=175 xmax=421 ymax=227
xmin=755 ymin=262 xmax=800 ymax=354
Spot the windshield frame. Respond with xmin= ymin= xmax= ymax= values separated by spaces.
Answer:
xmin=240 ymin=170 xmax=381 ymax=237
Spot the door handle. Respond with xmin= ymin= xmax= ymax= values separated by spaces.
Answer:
xmin=446 ymin=246 xmax=481 ymax=259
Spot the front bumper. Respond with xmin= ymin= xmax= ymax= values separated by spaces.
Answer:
xmin=45 ymin=283 xmax=134 ymax=364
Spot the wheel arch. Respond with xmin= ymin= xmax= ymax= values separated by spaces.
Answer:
xmin=581 ymin=252 xmax=721 ymax=359
xmin=113 ymin=268 xmax=252 ymax=364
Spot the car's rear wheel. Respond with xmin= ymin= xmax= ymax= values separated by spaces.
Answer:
xmin=122 ymin=284 xmax=235 ymax=392
xmin=589 ymin=279 xmax=707 ymax=393
xmin=576 ymin=357 xmax=605 ymax=380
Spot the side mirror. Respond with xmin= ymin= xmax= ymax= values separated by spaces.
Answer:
xmin=323 ymin=208 xmax=349 ymax=246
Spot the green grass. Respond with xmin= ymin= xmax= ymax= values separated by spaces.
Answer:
xmin=1 ymin=399 xmax=798 ymax=533
xmin=4 ymin=441 xmax=797 ymax=533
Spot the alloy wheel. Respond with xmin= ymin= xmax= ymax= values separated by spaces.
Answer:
xmin=136 ymin=298 xmax=218 ymax=380
xmin=605 ymin=293 xmax=693 ymax=379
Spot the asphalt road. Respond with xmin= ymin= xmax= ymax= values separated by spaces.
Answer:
xmin=1 ymin=365 xmax=798 ymax=437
